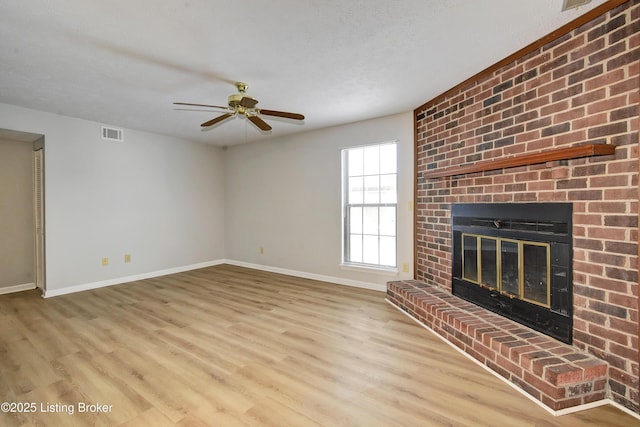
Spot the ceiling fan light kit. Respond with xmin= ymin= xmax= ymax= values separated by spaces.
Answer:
xmin=561 ymin=0 xmax=591 ymax=11
xmin=174 ymin=82 xmax=304 ymax=132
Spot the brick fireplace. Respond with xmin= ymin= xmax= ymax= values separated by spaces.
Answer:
xmin=399 ymin=0 xmax=639 ymax=415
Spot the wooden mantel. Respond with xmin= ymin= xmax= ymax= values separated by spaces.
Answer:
xmin=422 ymin=144 xmax=616 ymax=179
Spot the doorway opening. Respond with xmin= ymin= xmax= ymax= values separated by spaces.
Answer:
xmin=0 ymin=128 xmax=45 ymax=295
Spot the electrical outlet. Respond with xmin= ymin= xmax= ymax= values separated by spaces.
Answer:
xmin=402 ymin=262 xmax=410 ymax=273
xmin=260 ymin=246 xmax=264 ymax=255
xmin=124 ymin=254 xmax=132 ymax=263
xmin=101 ymin=257 xmax=109 ymax=267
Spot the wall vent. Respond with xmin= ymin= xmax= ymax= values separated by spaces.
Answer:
xmin=562 ymin=0 xmax=591 ymax=11
xmin=101 ymin=126 xmax=123 ymax=142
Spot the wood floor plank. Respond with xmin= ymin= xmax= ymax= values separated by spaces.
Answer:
xmin=244 ymin=395 xmax=324 ymax=427
xmin=0 ymin=264 xmax=637 ymax=426
xmin=93 ymin=347 xmax=193 ymax=423
xmin=118 ymin=407 xmax=176 ymax=427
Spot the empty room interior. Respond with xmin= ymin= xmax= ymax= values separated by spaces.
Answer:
xmin=0 ymin=0 xmax=638 ymax=425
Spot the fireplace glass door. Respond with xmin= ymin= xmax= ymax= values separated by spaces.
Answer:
xmin=462 ymin=233 xmax=550 ymax=308
xmin=452 ymin=202 xmax=572 ymax=343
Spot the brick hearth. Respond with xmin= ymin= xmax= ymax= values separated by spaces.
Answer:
xmin=387 ymin=280 xmax=608 ymax=412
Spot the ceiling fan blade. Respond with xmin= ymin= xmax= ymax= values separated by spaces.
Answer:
xmin=201 ymin=113 xmax=233 ymax=127
xmin=259 ymin=109 xmax=305 ymax=120
xmin=174 ymin=102 xmax=229 ymax=110
xmin=248 ymin=115 xmax=272 ymax=131
xmin=240 ymin=96 xmax=259 ymax=108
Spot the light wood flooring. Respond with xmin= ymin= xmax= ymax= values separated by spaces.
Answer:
xmin=0 ymin=264 xmax=637 ymax=426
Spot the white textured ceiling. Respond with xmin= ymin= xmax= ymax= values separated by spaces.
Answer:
xmin=0 ymin=0 xmax=606 ymax=146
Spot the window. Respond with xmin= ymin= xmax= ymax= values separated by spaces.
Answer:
xmin=342 ymin=142 xmax=397 ymax=268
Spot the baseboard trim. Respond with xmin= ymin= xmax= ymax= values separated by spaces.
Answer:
xmin=386 ymin=299 xmax=640 ymax=420
xmin=607 ymin=400 xmax=640 ymax=421
xmin=42 ymin=260 xmax=227 ymax=298
xmin=42 ymin=259 xmax=385 ymax=298
xmin=223 ymin=259 xmax=385 ymax=292
xmin=0 ymin=282 xmax=36 ymax=295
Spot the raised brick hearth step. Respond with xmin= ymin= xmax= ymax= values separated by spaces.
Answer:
xmin=387 ymin=280 xmax=608 ymax=412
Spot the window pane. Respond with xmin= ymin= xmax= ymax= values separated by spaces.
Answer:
xmin=348 ymin=177 xmax=363 ymax=204
xmin=362 ymin=207 xmax=378 ymax=235
xmin=379 ymin=207 xmax=396 ymax=236
xmin=380 ymin=174 xmax=397 ymax=203
xmin=348 ymin=147 xmax=363 ymax=177
xmin=380 ymin=143 xmax=397 ymax=174
xmin=364 ymin=175 xmax=380 ymax=204
xmin=380 ymin=236 xmax=396 ymax=267
xmin=349 ymin=206 xmax=362 ymax=234
xmin=362 ymin=235 xmax=378 ymax=264
xmin=363 ymin=145 xmax=380 ymax=175
xmin=349 ymin=234 xmax=363 ymax=263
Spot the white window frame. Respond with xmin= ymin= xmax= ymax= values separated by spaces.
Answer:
xmin=341 ymin=142 xmax=398 ymax=271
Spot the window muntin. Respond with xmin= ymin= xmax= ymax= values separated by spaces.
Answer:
xmin=342 ymin=142 xmax=397 ymax=268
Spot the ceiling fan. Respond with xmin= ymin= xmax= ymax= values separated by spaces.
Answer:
xmin=174 ymin=82 xmax=305 ymax=131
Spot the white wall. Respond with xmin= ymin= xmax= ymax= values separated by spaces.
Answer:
xmin=0 ymin=102 xmax=412 ymax=296
xmin=0 ymin=103 xmax=226 ymax=295
xmin=0 ymin=138 xmax=34 ymax=289
xmin=224 ymin=112 xmax=414 ymax=289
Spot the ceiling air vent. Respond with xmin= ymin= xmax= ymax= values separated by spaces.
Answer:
xmin=101 ymin=126 xmax=123 ymax=142
xmin=562 ymin=0 xmax=591 ymax=11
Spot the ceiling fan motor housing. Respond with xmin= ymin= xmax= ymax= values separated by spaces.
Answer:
xmin=228 ymin=93 xmax=257 ymax=109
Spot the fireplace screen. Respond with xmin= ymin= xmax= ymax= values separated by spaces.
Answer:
xmin=452 ymin=203 xmax=572 ymax=343
xmin=462 ymin=234 xmax=550 ymax=307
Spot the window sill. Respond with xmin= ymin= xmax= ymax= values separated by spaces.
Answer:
xmin=340 ymin=263 xmax=399 ymax=276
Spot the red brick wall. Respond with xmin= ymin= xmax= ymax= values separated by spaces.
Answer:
xmin=415 ymin=0 xmax=639 ymax=413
